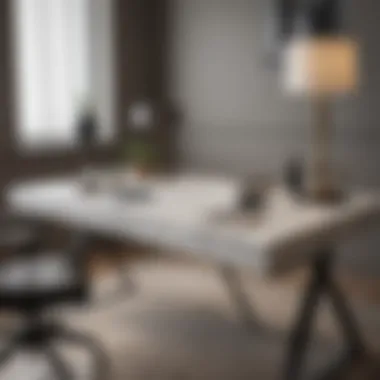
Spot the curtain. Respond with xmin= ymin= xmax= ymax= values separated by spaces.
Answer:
xmin=12 ymin=0 xmax=91 ymax=148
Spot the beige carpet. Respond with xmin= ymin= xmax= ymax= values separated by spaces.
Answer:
xmin=2 ymin=257 xmax=380 ymax=379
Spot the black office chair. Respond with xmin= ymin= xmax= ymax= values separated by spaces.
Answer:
xmin=0 ymin=217 xmax=40 ymax=256
xmin=0 ymin=232 xmax=110 ymax=380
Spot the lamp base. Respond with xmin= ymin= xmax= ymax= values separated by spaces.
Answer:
xmin=308 ymin=183 xmax=345 ymax=205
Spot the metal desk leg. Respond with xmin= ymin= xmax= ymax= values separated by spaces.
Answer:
xmin=283 ymin=250 xmax=367 ymax=380
xmin=284 ymin=258 xmax=325 ymax=380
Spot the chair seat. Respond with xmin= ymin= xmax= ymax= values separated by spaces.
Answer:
xmin=0 ymin=253 xmax=84 ymax=309
xmin=0 ymin=221 xmax=37 ymax=253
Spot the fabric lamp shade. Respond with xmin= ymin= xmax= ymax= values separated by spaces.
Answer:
xmin=283 ymin=37 xmax=359 ymax=95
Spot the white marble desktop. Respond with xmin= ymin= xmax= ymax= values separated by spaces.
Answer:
xmin=7 ymin=174 xmax=380 ymax=276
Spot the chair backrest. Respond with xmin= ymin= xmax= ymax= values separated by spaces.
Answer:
xmin=0 ymin=219 xmax=39 ymax=261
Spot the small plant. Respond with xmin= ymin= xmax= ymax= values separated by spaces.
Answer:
xmin=124 ymin=138 xmax=158 ymax=174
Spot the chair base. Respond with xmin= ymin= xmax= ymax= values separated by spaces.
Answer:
xmin=0 ymin=319 xmax=110 ymax=380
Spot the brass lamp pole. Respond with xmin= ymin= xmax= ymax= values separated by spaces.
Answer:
xmin=283 ymin=37 xmax=358 ymax=203
xmin=309 ymin=95 xmax=339 ymax=202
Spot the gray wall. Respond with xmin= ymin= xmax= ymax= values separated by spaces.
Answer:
xmin=90 ymin=0 xmax=116 ymax=143
xmin=169 ymin=0 xmax=380 ymax=186
xmin=168 ymin=0 xmax=380 ymax=275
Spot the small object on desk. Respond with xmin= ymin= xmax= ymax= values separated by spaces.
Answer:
xmin=211 ymin=177 xmax=270 ymax=226
xmin=78 ymin=168 xmax=153 ymax=202
xmin=284 ymin=157 xmax=305 ymax=197
xmin=77 ymin=101 xmax=97 ymax=148
xmin=80 ymin=166 xmax=101 ymax=193
xmin=308 ymin=182 xmax=345 ymax=205
xmin=238 ymin=176 xmax=270 ymax=213
xmin=112 ymin=181 xmax=152 ymax=202
xmin=210 ymin=208 xmax=263 ymax=227
xmin=284 ymin=157 xmax=345 ymax=205
xmin=107 ymin=171 xmax=153 ymax=202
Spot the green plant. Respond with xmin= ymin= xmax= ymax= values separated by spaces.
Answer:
xmin=124 ymin=138 xmax=157 ymax=168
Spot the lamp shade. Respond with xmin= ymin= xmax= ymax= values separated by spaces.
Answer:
xmin=283 ymin=37 xmax=359 ymax=95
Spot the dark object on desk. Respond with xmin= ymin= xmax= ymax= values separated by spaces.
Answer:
xmin=77 ymin=108 xmax=99 ymax=193
xmin=0 ymin=234 xmax=110 ymax=380
xmin=284 ymin=157 xmax=345 ymax=204
xmin=284 ymin=157 xmax=305 ymax=196
xmin=77 ymin=110 xmax=97 ymax=149
xmin=238 ymin=178 xmax=269 ymax=213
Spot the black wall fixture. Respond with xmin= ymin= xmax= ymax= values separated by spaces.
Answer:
xmin=266 ymin=0 xmax=343 ymax=67
xmin=306 ymin=0 xmax=343 ymax=35
xmin=278 ymin=0 xmax=343 ymax=41
xmin=278 ymin=0 xmax=298 ymax=40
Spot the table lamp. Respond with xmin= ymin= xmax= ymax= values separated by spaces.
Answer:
xmin=283 ymin=36 xmax=359 ymax=202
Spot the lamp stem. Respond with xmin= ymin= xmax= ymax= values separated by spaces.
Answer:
xmin=310 ymin=95 xmax=336 ymax=201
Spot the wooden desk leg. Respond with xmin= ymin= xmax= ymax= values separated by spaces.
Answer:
xmin=219 ymin=265 xmax=263 ymax=331
xmin=327 ymin=280 xmax=365 ymax=356
xmin=283 ymin=250 xmax=367 ymax=380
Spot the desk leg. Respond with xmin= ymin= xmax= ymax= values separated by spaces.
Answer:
xmin=283 ymin=250 xmax=367 ymax=380
xmin=91 ymin=251 xmax=136 ymax=307
xmin=284 ymin=257 xmax=325 ymax=380
xmin=219 ymin=266 xmax=263 ymax=331
xmin=327 ymin=279 xmax=365 ymax=356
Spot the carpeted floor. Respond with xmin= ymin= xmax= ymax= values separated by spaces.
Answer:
xmin=1 ymin=256 xmax=380 ymax=379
